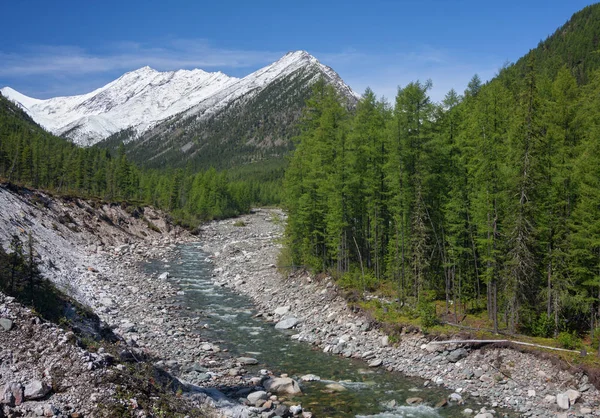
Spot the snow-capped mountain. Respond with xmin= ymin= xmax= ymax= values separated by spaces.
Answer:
xmin=1 ymin=51 xmax=357 ymax=148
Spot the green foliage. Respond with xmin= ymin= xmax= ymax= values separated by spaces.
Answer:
xmin=557 ymin=331 xmax=581 ymax=350
xmin=530 ymin=313 xmax=555 ymax=338
xmin=0 ymin=93 xmax=279 ymax=226
xmin=283 ymin=4 xmax=600 ymax=338
xmin=417 ymin=295 xmax=440 ymax=330
xmin=0 ymin=234 xmax=65 ymax=321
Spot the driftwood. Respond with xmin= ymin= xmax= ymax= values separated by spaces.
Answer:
xmin=427 ymin=339 xmax=589 ymax=355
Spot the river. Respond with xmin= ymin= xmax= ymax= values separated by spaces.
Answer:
xmin=144 ymin=243 xmax=509 ymax=418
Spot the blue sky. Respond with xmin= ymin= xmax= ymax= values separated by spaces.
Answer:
xmin=0 ymin=0 xmax=595 ymax=102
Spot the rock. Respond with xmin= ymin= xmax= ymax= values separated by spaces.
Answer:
xmin=24 ymin=380 xmax=51 ymax=400
xmin=580 ymin=407 xmax=592 ymax=414
xmin=381 ymin=335 xmax=389 ymax=347
xmin=158 ymin=272 xmax=170 ymax=280
xmin=406 ymin=397 xmax=423 ymax=405
xmin=556 ymin=392 xmax=570 ymax=410
xmin=275 ymin=316 xmax=300 ymax=329
xmin=263 ymin=377 xmax=302 ymax=395
xmin=237 ymin=357 xmax=259 ymax=365
xmin=300 ymin=374 xmax=320 ymax=382
xmin=43 ymin=404 xmax=58 ymax=417
xmin=368 ymin=359 xmax=383 ymax=367
xmin=447 ymin=348 xmax=468 ymax=362
xmin=274 ymin=306 xmax=290 ymax=316
xmin=474 ymin=414 xmax=493 ymax=418
xmin=289 ymin=405 xmax=302 ymax=415
xmin=1 ymin=382 xmax=23 ymax=406
xmin=527 ymin=389 xmax=536 ymax=397
xmin=0 ymin=318 xmax=13 ymax=331
xmin=247 ymin=391 xmax=268 ymax=405
xmin=565 ymin=389 xmax=580 ymax=404
xmin=544 ymin=395 xmax=556 ymax=403
xmin=435 ymin=398 xmax=448 ymax=408
xmin=325 ymin=383 xmax=347 ymax=392
xmin=463 ymin=408 xmax=473 ymax=416
xmin=274 ymin=404 xmax=289 ymax=417
xmin=424 ymin=343 xmax=442 ymax=353
xmin=193 ymin=373 xmax=211 ymax=382
xmin=449 ymin=393 xmax=463 ymax=402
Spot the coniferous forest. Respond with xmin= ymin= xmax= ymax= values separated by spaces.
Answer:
xmin=283 ymin=5 xmax=600 ymax=340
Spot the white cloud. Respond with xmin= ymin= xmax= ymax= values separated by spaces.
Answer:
xmin=0 ymin=40 xmax=504 ymax=103
xmin=318 ymin=45 xmax=503 ymax=103
xmin=0 ymin=40 xmax=284 ymax=77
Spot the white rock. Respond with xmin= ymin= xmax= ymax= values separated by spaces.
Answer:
xmin=247 ymin=390 xmax=268 ymax=405
xmin=565 ymin=389 xmax=581 ymax=404
xmin=380 ymin=335 xmax=389 ymax=347
xmin=274 ymin=306 xmax=290 ymax=316
xmin=556 ymin=392 xmax=570 ymax=410
xmin=275 ymin=317 xmax=299 ymax=329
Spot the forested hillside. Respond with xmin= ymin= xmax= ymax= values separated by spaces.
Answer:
xmin=283 ymin=4 xmax=600 ymax=342
xmin=0 ymin=93 xmax=278 ymax=225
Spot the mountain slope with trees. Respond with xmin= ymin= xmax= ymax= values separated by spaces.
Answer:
xmin=0 ymin=92 xmax=277 ymax=225
xmin=282 ymin=3 xmax=600 ymax=347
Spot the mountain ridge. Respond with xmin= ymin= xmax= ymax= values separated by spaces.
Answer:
xmin=1 ymin=51 xmax=357 ymax=149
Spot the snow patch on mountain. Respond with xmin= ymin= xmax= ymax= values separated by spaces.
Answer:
xmin=1 ymin=51 xmax=357 ymax=147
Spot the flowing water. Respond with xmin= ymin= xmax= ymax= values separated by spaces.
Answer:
xmin=145 ymin=244 xmax=509 ymax=417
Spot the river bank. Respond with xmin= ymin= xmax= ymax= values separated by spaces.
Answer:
xmin=200 ymin=208 xmax=600 ymax=418
xmin=1 ymin=182 xmax=599 ymax=417
xmin=0 ymin=185 xmax=244 ymax=417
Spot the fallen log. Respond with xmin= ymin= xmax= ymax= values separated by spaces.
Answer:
xmin=427 ymin=339 xmax=588 ymax=355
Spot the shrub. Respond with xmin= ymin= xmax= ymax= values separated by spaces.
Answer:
xmin=417 ymin=296 xmax=439 ymax=329
xmin=557 ymin=331 xmax=581 ymax=350
xmin=531 ymin=313 xmax=554 ymax=338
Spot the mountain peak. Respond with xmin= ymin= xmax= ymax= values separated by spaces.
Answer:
xmin=2 ymin=50 xmax=356 ymax=146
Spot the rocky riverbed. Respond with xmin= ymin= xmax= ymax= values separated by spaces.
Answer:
xmin=201 ymin=208 xmax=600 ymax=418
xmin=0 ymin=185 xmax=244 ymax=417
xmin=1 ymin=183 xmax=600 ymax=418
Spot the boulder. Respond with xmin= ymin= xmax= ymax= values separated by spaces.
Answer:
xmin=0 ymin=318 xmax=13 ymax=331
xmin=275 ymin=317 xmax=300 ymax=330
xmin=325 ymin=383 xmax=347 ymax=392
xmin=290 ymin=405 xmax=303 ymax=415
xmin=1 ymin=383 xmax=23 ymax=406
xmin=406 ymin=397 xmax=423 ymax=405
xmin=449 ymin=392 xmax=463 ymax=403
xmin=247 ymin=390 xmax=268 ymax=405
xmin=237 ymin=357 xmax=259 ymax=365
xmin=368 ymin=359 xmax=383 ymax=367
xmin=263 ymin=377 xmax=302 ymax=395
xmin=158 ymin=272 xmax=170 ymax=280
xmin=300 ymin=374 xmax=320 ymax=382
xmin=556 ymin=392 xmax=570 ymax=410
xmin=565 ymin=389 xmax=581 ymax=404
xmin=447 ymin=348 xmax=468 ymax=363
xmin=274 ymin=405 xmax=289 ymax=417
xmin=24 ymin=380 xmax=51 ymax=400
xmin=274 ymin=306 xmax=290 ymax=316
